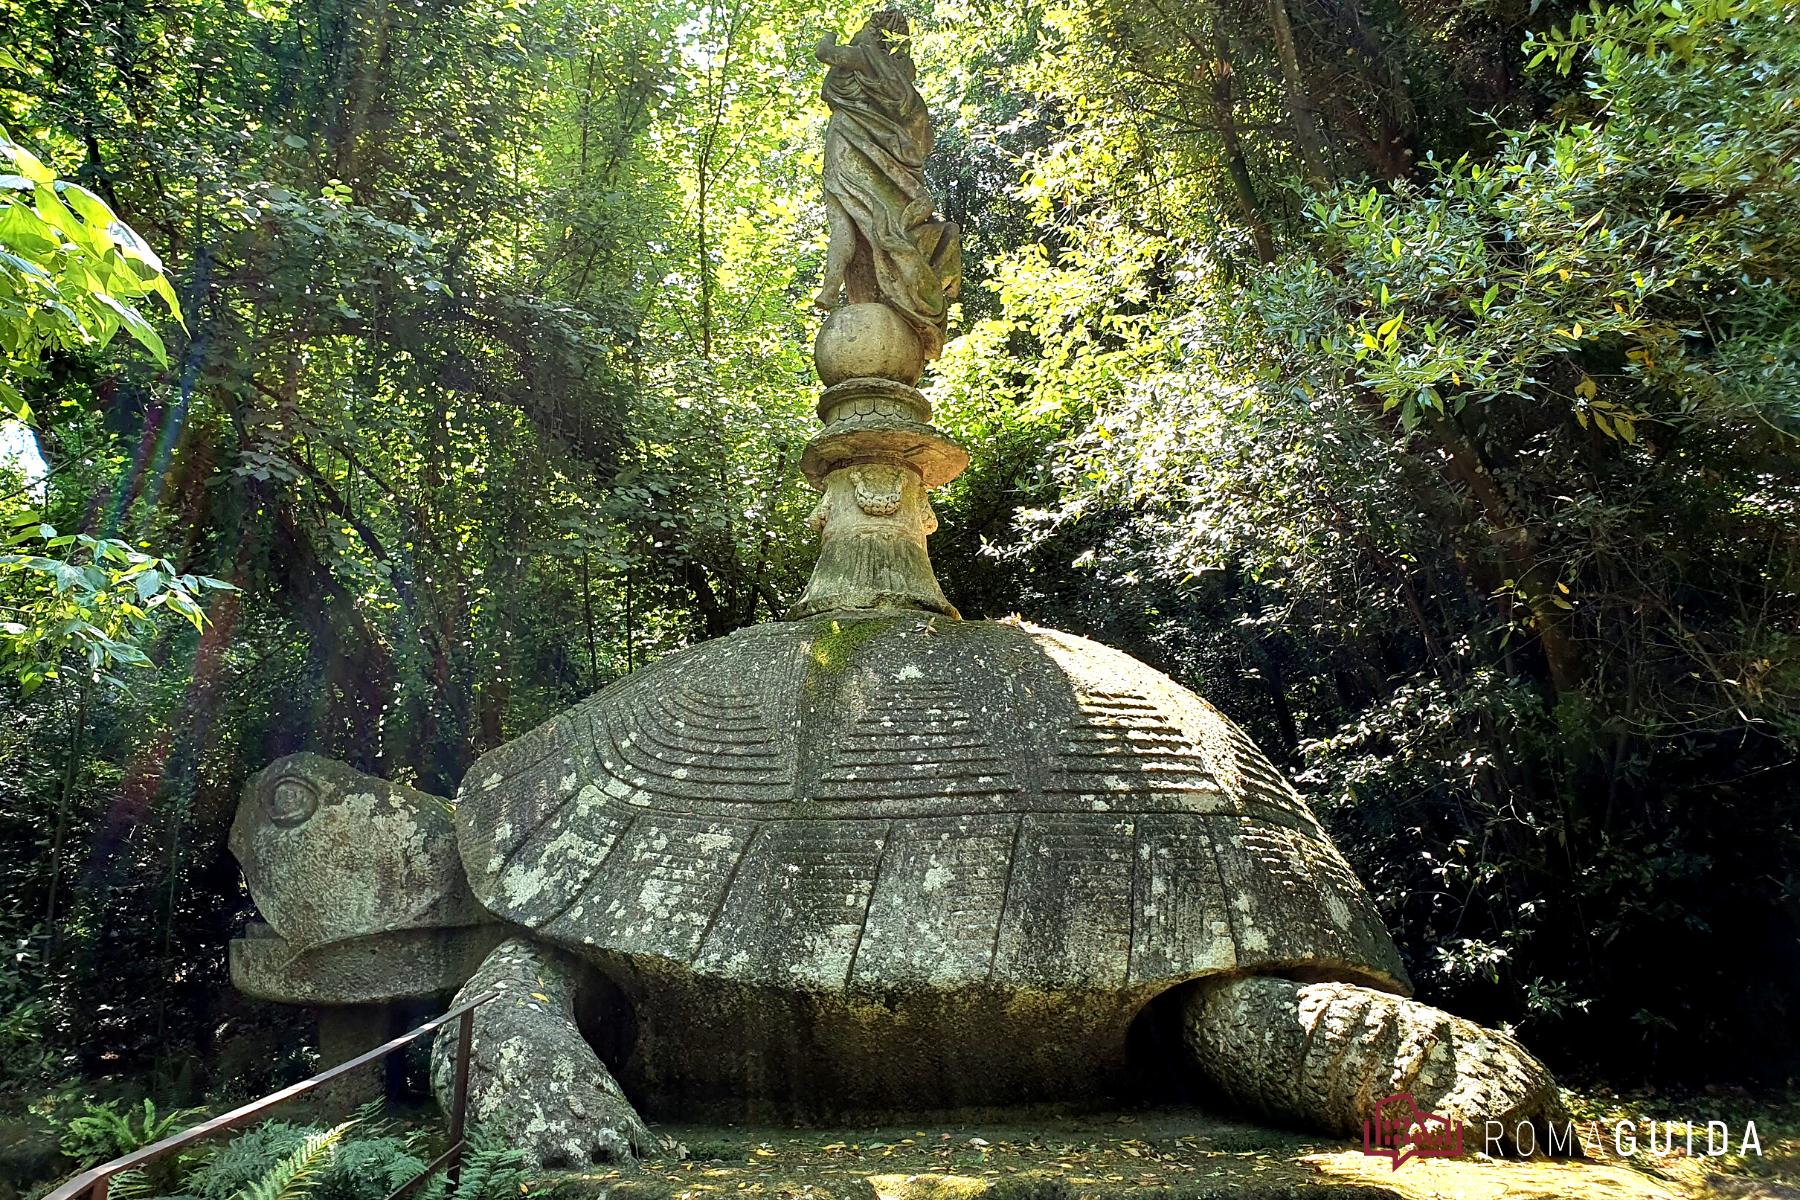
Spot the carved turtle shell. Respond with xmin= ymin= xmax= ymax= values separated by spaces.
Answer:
xmin=455 ymin=613 xmax=1409 ymax=1001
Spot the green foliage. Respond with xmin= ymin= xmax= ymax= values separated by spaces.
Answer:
xmin=157 ymin=1117 xmax=380 ymax=1200
xmin=932 ymin=0 xmax=1800 ymax=1077
xmin=59 ymin=1099 xmax=205 ymax=1168
xmin=58 ymin=1099 xmax=206 ymax=1196
xmin=0 ymin=521 xmax=234 ymax=694
xmin=0 ymin=928 xmax=54 ymax=1081
xmin=182 ymin=1117 xmax=519 ymax=1200
xmin=0 ymin=126 xmax=181 ymax=422
xmin=185 ymin=1123 xmax=319 ymax=1200
xmin=0 ymin=115 xmax=212 ymax=703
xmin=1302 ymin=0 xmax=1800 ymax=440
xmin=0 ymin=0 xmax=843 ymax=1074
xmin=418 ymin=1127 xmax=528 ymax=1200
xmin=229 ymin=1121 xmax=356 ymax=1200
xmin=309 ymin=1136 xmax=429 ymax=1200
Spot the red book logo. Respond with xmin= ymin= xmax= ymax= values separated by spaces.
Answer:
xmin=1361 ymin=1092 xmax=1465 ymax=1169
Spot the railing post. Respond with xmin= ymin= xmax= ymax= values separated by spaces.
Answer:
xmin=446 ymin=1004 xmax=475 ymax=1188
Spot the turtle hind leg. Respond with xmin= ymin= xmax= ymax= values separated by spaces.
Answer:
xmin=433 ymin=936 xmax=652 ymax=1167
xmin=1182 ymin=976 xmax=1565 ymax=1147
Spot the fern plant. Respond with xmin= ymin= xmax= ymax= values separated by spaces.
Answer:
xmin=417 ymin=1127 xmax=527 ymax=1200
xmin=184 ymin=1108 xmax=422 ymax=1200
xmin=159 ymin=1109 xmax=514 ymax=1200
xmin=186 ymin=1123 xmax=315 ymax=1200
xmin=60 ymin=1100 xmax=205 ymax=1166
xmin=229 ymin=1121 xmax=356 ymax=1200
xmin=59 ymin=1099 xmax=205 ymax=1196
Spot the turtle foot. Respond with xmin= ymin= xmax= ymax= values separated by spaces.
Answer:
xmin=434 ymin=937 xmax=651 ymax=1167
xmin=1184 ymin=976 xmax=1565 ymax=1149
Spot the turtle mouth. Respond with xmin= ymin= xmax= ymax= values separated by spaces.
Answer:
xmin=241 ymin=916 xmax=313 ymax=950
xmin=230 ymin=924 xmax=504 ymax=1006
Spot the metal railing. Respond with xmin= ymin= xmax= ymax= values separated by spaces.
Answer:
xmin=44 ymin=989 xmax=500 ymax=1200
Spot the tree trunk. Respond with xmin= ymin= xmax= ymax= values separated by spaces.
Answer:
xmin=45 ymin=676 xmax=90 ymax=948
xmin=1209 ymin=33 xmax=1276 ymax=263
xmin=1328 ymin=0 xmax=1418 ymax=178
xmin=1424 ymin=414 xmax=1582 ymax=697
xmin=1344 ymin=389 xmax=1582 ymax=699
xmin=1267 ymin=0 xmax=1332 ymax=185
xmin=693 ymin=2 xmax=746 ymax=360
xmin=697 ymin=167 xmax=713 ymax=358
xmin=578 ymin=51 xmax=597 ymax=175
xmin=335 ymin=0 xmax=394 ymax=186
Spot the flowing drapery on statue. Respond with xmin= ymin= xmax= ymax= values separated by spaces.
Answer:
xmin=814 ymin=11 xmax=962 ymax=359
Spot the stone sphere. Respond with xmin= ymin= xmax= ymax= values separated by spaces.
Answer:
xmin=813 ymin=303 xmax=923 ymax=386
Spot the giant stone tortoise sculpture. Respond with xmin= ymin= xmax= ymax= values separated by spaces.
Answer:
xmin=232 ymin=612 xmax=1561 ymax=1164
xmin=228 ymin=7 xmax=1561 ymax=1166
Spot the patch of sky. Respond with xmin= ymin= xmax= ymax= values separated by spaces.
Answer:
xmin=1 ymin=421 xmax=49 ymax=499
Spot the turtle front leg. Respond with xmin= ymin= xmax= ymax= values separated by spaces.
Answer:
xmin=1183 ymin=976 xmax=1564 ymax=1147
xmin=433 ymin=937 xmax=651 ymax=1167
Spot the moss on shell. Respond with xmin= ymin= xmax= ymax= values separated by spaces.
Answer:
xmin=806 ymin=616 xmax=895 ymax=677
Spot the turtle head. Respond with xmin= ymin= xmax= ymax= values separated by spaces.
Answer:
xmin=230 ymin=753 xmax=483 ymax=958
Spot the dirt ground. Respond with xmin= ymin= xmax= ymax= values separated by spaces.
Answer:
xmin=531 ymin=1108 xmax=1800 ymax=1200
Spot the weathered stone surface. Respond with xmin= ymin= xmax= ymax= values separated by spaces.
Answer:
xmin=793 ymin=366 xmax=967 ymax=622
xmin=448 ymin=611 xmax=1408 ymax=1115
xmin=802 ymin=11 xmax=967 ymax=627
xmin=230 ymin=753 xmax=493 ymax=1009
xmin=433 ymin=936 xmax=650 ymax=1167
xmin=313 ymin=1003 xmax=398 ymax=1113
xmin=230 ymin=922 xmax=501 ymax=1005
xmin=232 ymin=753 xmax=484 ymax=957
xmin=1183 ymin=976 xmax=1564 ymax=1143
xmin=226 ymin=611 xmax=1561 ymax=1132
xmin=798 ymin=407 xmax=968 ymax=492
xmin=460 ymin=614 xmax=1405 ymax=990
xmin=814 ymin=303 xmax=925 ymax=386
xmin=790 ymin=466 xmax=959 ymax=619
xmin=814 ymin=14 xmax=961 ymax=359
xmin=816 ymin=376 xmax=932 ymax=425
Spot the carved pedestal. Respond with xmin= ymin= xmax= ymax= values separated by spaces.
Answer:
xmin=789 ymin=376 xmax=968 ymax=620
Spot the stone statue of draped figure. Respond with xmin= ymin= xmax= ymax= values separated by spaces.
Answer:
xmin=813 ymin=11 xmax=962 ymax=361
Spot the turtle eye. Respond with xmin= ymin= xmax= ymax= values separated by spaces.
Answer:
xmin=268 ymin=777 xmax=319 ymax=827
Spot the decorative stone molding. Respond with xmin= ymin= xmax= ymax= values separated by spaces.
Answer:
xmin=790 ymin=372 xmax=965 ymax=619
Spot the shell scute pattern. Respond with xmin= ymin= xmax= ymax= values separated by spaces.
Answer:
xmin=489 ymin=779 xmax=633 ymax=925
xmin=541 ymin=812 xmax=760 ymax=957
xmin=595 ymin=637 xmax=801 ymax=804
xmin=460 ymin=616 xmax=1408 ymax=995
xmin=1211 ymin=816 xmax=1401 ymax=985
xmin=992 ymin=813 xmax=1137 ymax=990
xmin=1128 ymin=815 xmax=1238 ymax=984
xmin=812 ymin=677 xmax=1022 ymax=801
xmin=1029 ymin=632 xmax=1230 ymax=813
xmin=852 ymin=813 xmax=1018 ymax=988
xmin=695 ymin=819 xmax=893 ymax=988
xmin=459 ymin=710 xmax=593 ymax=914
xmin=1045 ymin=685 xmax=1225 ymax=808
